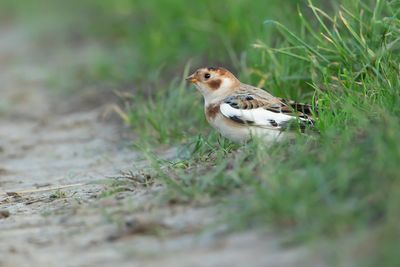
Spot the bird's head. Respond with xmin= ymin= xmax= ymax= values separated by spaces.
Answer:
xmin=186 ymin=67 xmax=240 ymax=103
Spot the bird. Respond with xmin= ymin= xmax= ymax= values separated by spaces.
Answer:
xmin=186 ymin=67 xmax=316 ymax=143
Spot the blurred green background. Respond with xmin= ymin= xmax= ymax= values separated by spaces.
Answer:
xmin=0 ymin=0 xmax=314 ymax=92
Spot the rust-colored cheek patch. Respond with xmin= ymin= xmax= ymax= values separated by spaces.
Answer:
xmin=206 ymin=104 xmax=220 ymax=120
xmin=208 ymin=79 xmax=222 ymax=90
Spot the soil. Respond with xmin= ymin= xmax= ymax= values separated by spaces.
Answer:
xmin=0 ymin=26 xmax=323 ymax=267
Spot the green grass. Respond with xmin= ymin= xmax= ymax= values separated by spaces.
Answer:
xmin=3 ymin=0 xmax=400 ymax=266
xmin=127 ymin=1 xmax=400 ymax=266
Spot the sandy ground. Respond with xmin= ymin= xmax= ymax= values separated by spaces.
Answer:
xmin=0 ymin=26 xmax=324 ymax=267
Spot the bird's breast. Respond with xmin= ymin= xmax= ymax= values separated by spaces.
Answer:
xmin=204 ymin=103 xmax=220 ymax=123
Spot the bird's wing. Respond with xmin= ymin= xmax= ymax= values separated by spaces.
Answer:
xmin=219 ymin=90 xmax=315 ymax=131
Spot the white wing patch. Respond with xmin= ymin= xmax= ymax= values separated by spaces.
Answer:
xmin=220 ymin=103 xmax=304 ymax=129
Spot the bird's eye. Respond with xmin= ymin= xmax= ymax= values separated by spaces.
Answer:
xmin=204 ymin=73 xmax=211 ymax=79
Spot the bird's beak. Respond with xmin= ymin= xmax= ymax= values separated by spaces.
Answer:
xmin=185 ymin=74 xmax=198 ymax=84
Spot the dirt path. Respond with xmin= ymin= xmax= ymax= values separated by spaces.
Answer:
xmin=0 ymin=26 xmax=321 ymax=267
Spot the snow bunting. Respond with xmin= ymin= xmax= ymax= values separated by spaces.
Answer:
xmin=186 ymin=67 xmax=315 ymax=143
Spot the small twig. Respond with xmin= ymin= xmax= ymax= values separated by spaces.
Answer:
xmin=3 ymin=183 xmax=84 ymax=196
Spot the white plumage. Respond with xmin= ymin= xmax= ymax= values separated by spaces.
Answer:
xmin=219 ymin=103 xmax=302 ymax=129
